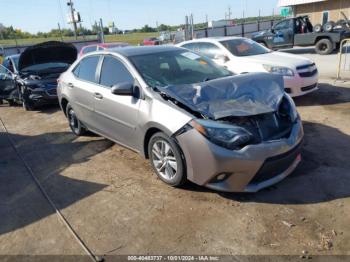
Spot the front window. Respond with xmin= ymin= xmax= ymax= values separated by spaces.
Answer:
xmin=220 ymin=38 xmax=270 ymax=57
xmin=129 ymin=50 xmax=232 ymax=88
xmin=274 ymin=19 xmax=292 ymax=30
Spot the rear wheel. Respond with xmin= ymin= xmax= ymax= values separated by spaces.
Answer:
xmin=66 ymin=103 xmax=86 ymax=136
xmin=315 ymin=38 xmax=333 ymax=55
xmin=148 ymin=132 xmax=186 ymax=187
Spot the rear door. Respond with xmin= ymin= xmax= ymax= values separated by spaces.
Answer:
xmin=93 ymin=55 xmax=141 ymax=148
xmin=68 ymin=55 xmax=101 ymax=128
xmin=0 ymin=64 xmax=16 ymax=100
xmin=272 ymin=19 xmax=294 ymax=48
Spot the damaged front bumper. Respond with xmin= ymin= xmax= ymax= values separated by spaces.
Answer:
xmin=176 ymin=119 xmax=304 ymax=193
xmin=26 ymin=86 xmax=58 ymax=106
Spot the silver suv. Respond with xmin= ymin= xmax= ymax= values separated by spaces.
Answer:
xmin=58 ymin=46 xmax=304 ymax=192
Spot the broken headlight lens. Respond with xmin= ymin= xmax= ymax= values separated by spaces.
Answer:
xmin=281 ymin=95 xmax=298 ymax=122
xmin=190 ymin=119 xmax=253 ymax=150
xmin=263 ymin=65 xmax=294 ymax=77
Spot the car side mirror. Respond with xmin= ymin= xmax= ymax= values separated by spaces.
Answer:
xmin=214 ymin=54 xmax=229 ymax=63
xmin=111 ymin=82 xmax=134 ymax=96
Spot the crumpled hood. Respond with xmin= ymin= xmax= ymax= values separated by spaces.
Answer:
xmin=158 ymin=72 xmax=285 ymax=120
xmin=18 ymin=41 xmax=77 ymax=71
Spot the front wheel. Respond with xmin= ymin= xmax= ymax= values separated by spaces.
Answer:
xmin=148 ymin=132 xmax=187 ymax=187
xmin=66 ymin=103 xmax=86 ymax=136
xmin=22 ymin=97 xmax=34 ymax=111
xmin=315 ymin=39 xmax=333 ymax=55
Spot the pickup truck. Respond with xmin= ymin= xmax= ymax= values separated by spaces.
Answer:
xmin=252 ymin=16 xmax=350 ymax=55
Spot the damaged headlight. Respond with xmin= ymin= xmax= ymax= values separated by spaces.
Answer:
xmin=190 ymin=119 xmax=253 ymax=150
xmin=263 ymin=65 xmax=294 ymax=77
xmin=279 ymin=95 xmax=298 ymax=122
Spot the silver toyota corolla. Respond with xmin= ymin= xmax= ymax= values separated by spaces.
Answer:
xmin=58 ymin=46 xmax=304 ymax=192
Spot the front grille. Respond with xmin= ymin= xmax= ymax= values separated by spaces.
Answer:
xmin=297 ymin=63 xmax=318 ymax=78
xmin=299 ymin=69 xmax=318 ymax=78
xmin=220 ymin=99 xmax=293 ymax=145
xmin=301 ymin=83 xmax=317 ymax=92
xmin=249 ymin=142 xmax=302 ymax=184
xmin=46 ymin=88 xmax=57 ymax=96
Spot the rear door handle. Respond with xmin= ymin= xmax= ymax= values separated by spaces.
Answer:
xmin=67 ymin=83 xmax=75 ymax=88
xmin=94 ymin=92 xmax=103 ymax=100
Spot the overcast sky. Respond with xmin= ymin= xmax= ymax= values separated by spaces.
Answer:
xmin=0 ymin=0 xmax=280 ymax=33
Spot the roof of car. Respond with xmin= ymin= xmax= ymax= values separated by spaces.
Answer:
xmin=108 ymin=45 xmax=181 ymax=57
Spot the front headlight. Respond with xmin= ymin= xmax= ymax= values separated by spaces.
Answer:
xmin=263 ymin=65 xmax=294 ymax=77
xmin=279 ymin=95 xmax=298 ymax=122
xmin=190 ymin=119 xmax=253 ymax=150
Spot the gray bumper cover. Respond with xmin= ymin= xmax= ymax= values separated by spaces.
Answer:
xmin=176 ymin=119 xmax=304 ymax=192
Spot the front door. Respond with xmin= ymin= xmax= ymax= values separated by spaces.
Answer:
xmin=272 ymin=19 xmax=294 ymax=48
xmin=93 ymin=55 xmax=141 ymax=149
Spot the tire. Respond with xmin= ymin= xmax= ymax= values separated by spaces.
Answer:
xmin=315 ymin=38 xmax=333 ymax=55
xmin=323 ymin=21 xmax=335 ymax=32
xmin=313 ymin=24 xmax=322 ymax=33
xmin=8 ymin=100 xmax=16 ymax=106
xmin=148 ymin=132 xmax=187 ymax=187
xmin=22 ymin=97 xmax=34 ymax=111
xmin=66 ymin=103 xmax=86 ymax=136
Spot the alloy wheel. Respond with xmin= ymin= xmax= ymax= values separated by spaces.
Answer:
xmin=151 ymin=140 xmax=178 ymax=181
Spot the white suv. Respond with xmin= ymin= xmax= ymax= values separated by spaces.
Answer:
xmin=178 ymin=37 xmax=318 ymax=97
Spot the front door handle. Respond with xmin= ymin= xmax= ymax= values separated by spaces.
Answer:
xmin=94 ymin=92 xmax=103 ymax=99
xmin=67 ymin=83 xmax=75 ymax=88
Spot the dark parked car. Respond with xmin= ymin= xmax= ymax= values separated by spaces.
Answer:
xmin=0 ymin=41 xmax=77 ymax=110
xmin=252 ymin=16 xmax=350 ymax=55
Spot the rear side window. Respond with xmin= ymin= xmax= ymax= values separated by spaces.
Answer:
xmin=73 ymin=56 xmax=100 ymax=83
xmin=99 ymin=56 xmax=134 ymax=88
xmin=196 ymin=43 xmax=222 ymax=59
xmin=181 ymin=43 xmax=198 ymax=52
xmin=82 ymin=46 xmax=97 ymax=54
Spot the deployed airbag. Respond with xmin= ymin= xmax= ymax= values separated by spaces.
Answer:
xmin=158 ymin=73 xmax=285 ymax=119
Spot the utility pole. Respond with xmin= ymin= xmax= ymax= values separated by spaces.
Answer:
xmin=99 ymin=18 xmax=105 ymax=43
xmin=58 ymin=23 xmax=64 ymax=41
xmin=67 ymin=0 xmax=78 ymax=40
xmin=227 ymin=6 xmax=232 ymax=20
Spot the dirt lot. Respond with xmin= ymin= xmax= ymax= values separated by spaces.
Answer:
xmin=0 ymin=79 xmax=350 ymax=259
